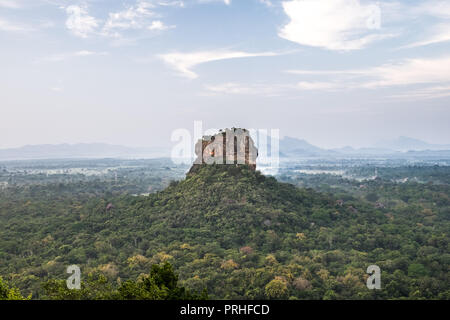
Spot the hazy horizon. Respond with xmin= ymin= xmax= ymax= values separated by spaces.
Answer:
xmin=0 ymin=133 xmax=448 ymax=152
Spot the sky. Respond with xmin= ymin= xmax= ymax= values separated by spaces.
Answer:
xmin=0 ymin=0 xmax=449 ymax=149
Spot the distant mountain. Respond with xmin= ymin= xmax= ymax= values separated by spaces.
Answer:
xmin=2 ymin=135 xmax=449 ymax=161
xmin=278 ymin=137 xmax=395 ymax=157
xmin=280 ymin=136 xmax=450 ymax=157
xmin=272 ymin=136 xmax=398 ymax=157
xmin=375 ymin=136 xmax=450 ymax=152
xmin=332 ymin=146 xmax=398 ymax=155
xmin=274 ymin=136 xmax=335 ymax=157
xmin=281 ymin=137 xmax=326 ymax=155
xmin=0 ymin=143 xmax=170 ymax=160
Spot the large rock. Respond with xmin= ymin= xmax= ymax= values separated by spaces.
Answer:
xmin=188 ymin=128 xmax=258 ymax=174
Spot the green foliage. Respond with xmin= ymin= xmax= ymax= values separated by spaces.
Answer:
xmin=0 ymin=164 xmax=449 ymax=300
xmin=42 ymin=263 xmax=206 ymax=300
xmin=408 ymin=263 xmax=428 ymax=278
xmin=0 ymin=277 xmax=30 ymax=300
xmin=365 ymin=192 xmax=379 ymax=202
xmin=265 ymin=279 xmax=288 ymax=299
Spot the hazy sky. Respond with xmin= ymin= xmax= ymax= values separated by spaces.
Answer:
xmin=1 ymin=0 xmax=449 ymax=149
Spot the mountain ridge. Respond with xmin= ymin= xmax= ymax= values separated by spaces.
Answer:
xmin=1 ymin=136 xmax=449 ymax=161
xmin=0 ymin=143 xmax=169 ymax=160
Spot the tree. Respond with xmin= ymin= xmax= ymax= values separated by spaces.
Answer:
xmin=42 ymin=273 xmax=113 ymax=300
xmin=265 ymin=279 xmax=288 ymax=299
xmin=408 ymin=263 xmax=428 ymax=278
xmin=116 ymin=262 xmax=207 ymax=300
xmin=365 ymin=192 xmax=379 ymax=202
xmin=43 ymin=263 xmax=207 ymax=300
xmin=0 ymin=277 xmax=30 ymax=300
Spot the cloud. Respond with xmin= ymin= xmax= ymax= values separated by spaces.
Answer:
xmin=402 ymin=23 xmax=450 ymax=48
xmin=204 ymin=80 xmax=343 ymax=96
xmin=204 ymin=81 xmax=342 ymax=96
xmin=148 ymin=20 xmax=174 ymax=31
xmin=0 ymin=18 xmax=32 ymax=32
xmin=65 ymin=5 xmax=99 ymax=38
xmin=401 ymin=1 xmax=450 ymax=48
xmin=158 ymin=1 xmax=185 ymax=7
xmin=74 ymin=50 xmax=108 ymax=57
xmin=362 ymin=56 xmax=450 ymax=88
xmin=297 ymin=81 xmax=340 ymax=90
xmin=158 ymin=50 xmax=278 ymax=79
xmin=414 ymin=0 xmax=450 ymax=19
xmin=101 ymin=1 xmax=177 ymax=38
xmin=286 ymin=55 xmax=450 ymax=98
xmin=390 ymin=85 xmax=450 ymax=100
xmin=204 ymin=82 xmax=283 ymax=96
xmin=197 ymin=0 xmax=231 ymax=5
xmin=0 ymin=0 xmax=21 ymax=9
xmin=287 ymin=69 xmax=366 ymax=76
xmin=258 ymin=0 xmax=273 ymax=7
xmin=63 ymin=1 xmax=176 ymax=40
xmin=102 ymin=1 xmax=155 ymax=37
xmin=279 ymin=0 xmax=393 ymax=51
xmin=206 ymin=56 xmax=450 ymax=99
xmin=40 ymin=50 xmax=108 ymax=62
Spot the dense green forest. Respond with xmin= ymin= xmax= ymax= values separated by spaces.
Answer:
xmin=0 ymin=164 xmax=449 ymax=299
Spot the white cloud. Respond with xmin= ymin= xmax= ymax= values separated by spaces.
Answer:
xmin=205 ymin=80 xmax=345 ymax=95
xmin=102 ymin=1 xmax=155 ymax=37
xmin=65 ymin=5 xmax=99 ymax=38
xmin=148 ymin=20 xmax=174 ymax=31
xmin=102 ymin=1 xmax=177 ymax=37
xmin=414 ymin=0 xmax=450 ymax=19
xmin=287 ymin=55 xmax=450 ymax=98
xmin=390 ymin=85 xmax=450 ymax=100
xmin=279 ymin=0 xmax=393 ymax=51
xmin=197 ymin=0 xmax=231 ymax=5
xmin=362 ymin=56 xmax=450 ymax=88
xmin=403 ymin=23 xmax=450 ymax=48
xmin=158 ymin=50 xmax=278 ymax=79
xmin=0 ymin=0 xmax=21 ymax=9
xmin=158 ymin=1 xmax=185 ymax=7
xmin=297 ymin=81 xmax=340 ymax=90
xmin=64 ymin=1 xmax=174 ymax=39
xmin=207 ymin=56 xmax=450 ymax=98
xmin=40 ymin=50 xmax=108 ymax=62
xmin=204 ymin=80 xmax=342 ymax=96
xmin=205 ymin=82 xmax=283 ymax=96
xmin=74 ymin=50 xmax=108 ymax=57
xmin=287 ymin=69 xmax=366 ymax=76
xmin=0 ymin=18 xmax=32 ymax=32
xmin=401 ymin=1 xmax=450 ymax=48
xmin=258 ymin=0 xmax=273 ymax=7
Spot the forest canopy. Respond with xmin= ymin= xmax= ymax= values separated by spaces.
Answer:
xmin=0 ymin=164 xmax=448 ymax=300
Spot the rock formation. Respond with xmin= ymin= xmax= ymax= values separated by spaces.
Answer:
xmin=188 ymin=128 xmax=258 ymax=174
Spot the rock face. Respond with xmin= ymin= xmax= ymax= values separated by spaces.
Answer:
xmin=188 ymin=128 xmax=258 ymax=174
